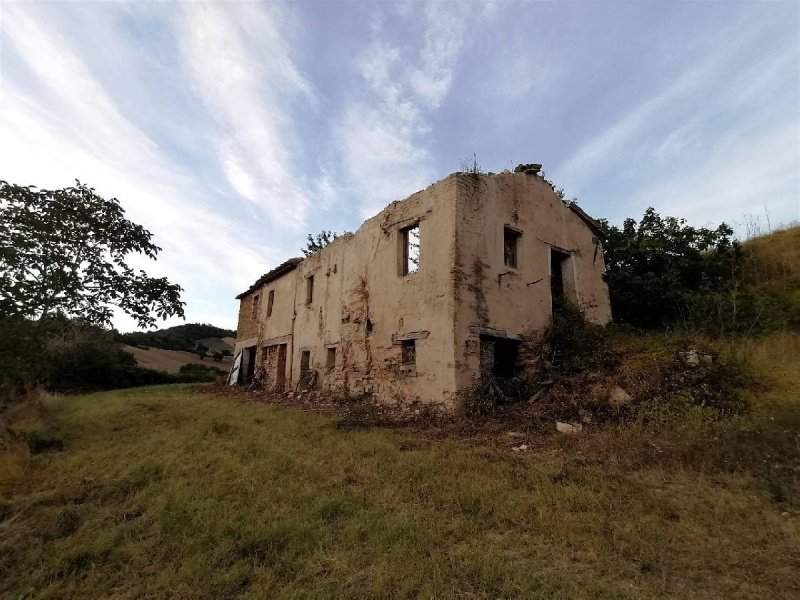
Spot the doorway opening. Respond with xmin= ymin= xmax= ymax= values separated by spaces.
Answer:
xmin=479 ymin=335 xmax=519 ymax=379
xmin=243 ymin=346 xmax=256 ymax=384
xmin=550 ymin=248 xmax=569 ymax=301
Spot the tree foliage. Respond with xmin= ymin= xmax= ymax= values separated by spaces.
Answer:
xmin=302 ymin=230 xmax=339 ymax=257
xmin=599 ymin=208 xmax=740 ymax=329
xmin=1 ymin=180 xmax=185 ymax=328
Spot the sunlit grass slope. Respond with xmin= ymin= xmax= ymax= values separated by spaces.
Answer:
xmin=2 ymin=332 xmax=798 ymax=600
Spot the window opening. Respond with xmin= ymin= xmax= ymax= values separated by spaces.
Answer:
xmin=400 ymin=339 xmax=416 ymax=365
xmin=326 ymin=347 xmax=336 ymax=371
xmin=504 ymin=227 xmax=521 ymax=268
xmin=306 ymin=275 xmax=314 ymax=305
xmin=400 ymin=224 xmax=420 ymax=275
xmin=266 ymin=289 xmax=275 ymax=317
xmin=251 ymin=293 xmax=260 ymax=318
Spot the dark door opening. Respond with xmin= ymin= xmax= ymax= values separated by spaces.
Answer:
xmin=244 ymin=346 xmax=256 ymax=384
xmin=276 ymin=344 xmax=287 ymax=391
xmin=550 ymin=248 xmax=569 ymax=301
xmin=480 ymin=335 xmax=519 ymax=379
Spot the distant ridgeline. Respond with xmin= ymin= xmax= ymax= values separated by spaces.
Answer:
xmin=118 ymin=323 xmax=235 ymax=352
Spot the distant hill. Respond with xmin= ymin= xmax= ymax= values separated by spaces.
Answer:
xmin=123 ymin=345 xmax=233 ymax=374
xmin=118 ymin=323 xmax=236 ymax=374
xmin=118 ymin=323 xmax=236 ymax=353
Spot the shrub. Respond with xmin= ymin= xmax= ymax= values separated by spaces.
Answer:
xmin=599 ymin=208 xmax=740 ymax=331
xmin=178 ymin=363 xmax=226 ymax=383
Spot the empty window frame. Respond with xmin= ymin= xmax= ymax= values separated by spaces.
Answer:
xmin=400 ymin=223 xmax=421 ymax=276
xmin=306 ymin=275 xmax=314 ymax=305
xmin=504 ymin=226 xmax=521 ymax=268
xmin=326 ymin=347 xmax=336 ymax=371
xmin=251 ymin=293 xmax=261 ymax=318
xmin=266 ymin=289 xmax=275 ymax=317
xmin=300 ymin=350 xmax=310 ymax=374
xmin=400 ymin=339 xmax=416 ymax=366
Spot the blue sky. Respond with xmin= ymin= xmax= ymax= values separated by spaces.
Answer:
xmin=1 ymin=1 xmax=798 ymax=332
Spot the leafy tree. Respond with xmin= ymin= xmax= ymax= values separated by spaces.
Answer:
xmin=1 ymin=180 xmax=185 ymax=328
xmin=599 ymin=208 xmax=739 ymax=329
xmin=196 ymin=343 xmax=208 ymax=360
xmin=302 ymin=230 xmax=338 ymax=256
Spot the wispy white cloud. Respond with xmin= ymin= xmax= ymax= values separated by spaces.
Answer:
xmin=550 ymin=9 xmax=799 ymax=228
xmin=336 ymin=4 xmax=476 ymax=217
xmin=637 ymin=121 xmax=799 ymax=231
xmin=408 ymin=3 xmax=470 ymax=108
xmin=0 ymin=3 xmax=281 ymax=330
xmin=179 ymin=1 xmax=314 ymax=227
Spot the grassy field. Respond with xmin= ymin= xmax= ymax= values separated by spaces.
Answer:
xmin=1 ymin=332 xmax=798 ymax=598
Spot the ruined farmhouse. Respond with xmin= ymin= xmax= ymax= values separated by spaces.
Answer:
xmin=233 ymin=166 xmax=611 ymax=407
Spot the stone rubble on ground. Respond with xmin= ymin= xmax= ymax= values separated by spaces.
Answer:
xmin=556 ymin=421 xmax=582 ymax=434
xmin=682 ymin=349 xmax=700 ymax=367
xmin=609 ymin=385 xmax=632 ymax=408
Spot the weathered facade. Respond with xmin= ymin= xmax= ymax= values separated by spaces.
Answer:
xmin=233 ymin=167 xmax=611 ymax=408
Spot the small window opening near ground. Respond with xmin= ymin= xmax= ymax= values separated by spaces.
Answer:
xmin=266 ymin=289 xmax=274 ymax=317
xmin=326 ymin=347 xmax=336 ymax=371
xmin=504 ymin=226 xmax=521 ymax=268
xmin=306 ymin=275 xmax=314 ymax=305
xmin=300 ymin=350 xmax=310 ymax=374
xmin=400 ymin=224 xmax=421 ymax=276
xmin=400 ymin=339 xmax=416 ymax=366
xmin=480 ymin=335 xmax=518 ymax=378
xmin=251 ymin=293 xmax=260 ymax=319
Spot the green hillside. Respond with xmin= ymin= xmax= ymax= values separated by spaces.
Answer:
xmin=118 ymin=323 xmax=235 ymax=353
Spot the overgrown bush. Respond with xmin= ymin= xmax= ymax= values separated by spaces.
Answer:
xmin=600 ymin=208 xmax=740 ymax=330
xmin=177 ymin=363 xmax=226 ymax=383
xmin=43 ymin=321 xmax=176 ymax=392
xmin=0 ymin=315 xmax=225 ymax=399
xmin=460 ymin=299 xmax=752 ymax=425
xmin=600 ymin=211 xmax=798 ymax=335
xmin=0 ymin=316 xmax=46 ymax=405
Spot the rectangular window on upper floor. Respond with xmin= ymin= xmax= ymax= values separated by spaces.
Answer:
xmin=306 ymin=275 xmax=314 ymax=305
xmin=504 ymin=226 xmax=521 ymax=269
xmin=266 ymin=289 xmax=275 ymax=317
xmin=399 ymin=223 xmax=420 ymax=276
xmin=251 ymin=293 xmax=261 ymax=318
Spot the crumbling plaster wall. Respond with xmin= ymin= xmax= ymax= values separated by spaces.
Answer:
xmin=234 ymin=170 xmax=610 ymax=406
xmin=235 ymin=266 xmax=297 ymax=390
xmin=290 ymin=175 xmax=462 ymax=405
xmin=452 ymin=172 xmax=611 ymax=391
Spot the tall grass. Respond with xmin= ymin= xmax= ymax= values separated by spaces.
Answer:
xmin=1 ymin=342 xmax=798 ymax=600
